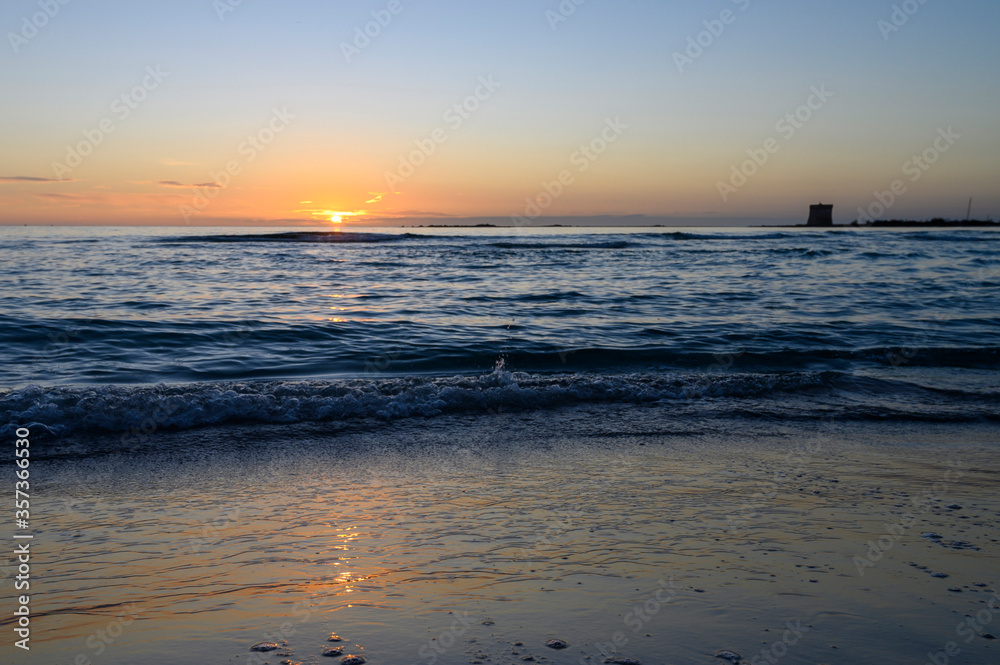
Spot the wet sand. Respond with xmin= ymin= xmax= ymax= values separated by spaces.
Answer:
xmin=4 ymin=405 xmax=999 ymax=665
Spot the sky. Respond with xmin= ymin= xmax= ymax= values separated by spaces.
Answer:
xmin=1 ymin=0 xmax=998 ymax=226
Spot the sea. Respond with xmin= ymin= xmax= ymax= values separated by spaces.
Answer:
xmin=3 ymin=224 xmax=1000 ymax=665
xmin=1 ymin=224 xmax=998 ymax=442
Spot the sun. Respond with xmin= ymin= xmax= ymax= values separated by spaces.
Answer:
xmin=331 ymin=215 xmax=342 ymax=224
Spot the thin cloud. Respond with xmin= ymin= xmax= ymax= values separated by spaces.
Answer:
xmin=36 ymin=193 xmax=80 ymax=200
xmin=392 ymin=210 xmax=455 ymax=217
xmin=0 ymin=176 xmax=78 ymax=183
xmin=157 ymin=180 xmax=222 ymax=189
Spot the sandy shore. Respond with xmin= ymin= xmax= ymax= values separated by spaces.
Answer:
xmin=4 ymin=405 xmax=998 ymax=665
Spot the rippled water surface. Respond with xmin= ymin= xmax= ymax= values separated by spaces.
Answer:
xmin=1 ymin=225 xmax=998 ymax=436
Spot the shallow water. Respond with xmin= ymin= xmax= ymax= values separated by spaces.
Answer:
xmin=6 ymin=408 xmax=998 ymax=665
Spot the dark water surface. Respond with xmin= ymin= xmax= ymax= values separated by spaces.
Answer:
xmin=1 ymin=225 xmax=998 ymax=438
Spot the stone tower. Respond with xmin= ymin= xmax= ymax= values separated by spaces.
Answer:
xmin=807 ymin=203 xmax=833 ymax=227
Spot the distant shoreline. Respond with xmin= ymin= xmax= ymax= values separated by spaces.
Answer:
xmin=764 ymin=219 xmax=1000 ymax=228
xmin=406 ymin=220 xmax=999 ymax=229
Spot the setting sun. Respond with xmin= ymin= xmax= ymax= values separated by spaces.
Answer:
xmin=331 ymin=215 xmax=342 ymax=224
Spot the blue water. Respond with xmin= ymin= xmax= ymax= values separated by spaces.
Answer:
xmin=2 ymin=225 xmax=998 ymax=438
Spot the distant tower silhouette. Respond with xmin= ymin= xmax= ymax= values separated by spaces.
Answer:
xmin=807 ymin=203 xmax=833 ymax=227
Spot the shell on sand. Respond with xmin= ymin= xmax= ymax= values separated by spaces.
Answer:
xmin=322 ymin=646 xmax=344 ymax=657
xmin=340 ymin=656 xmax=366 ymax=665
xmin=250 ymin=642 xmax=280 ymax=652
xmin=715 ymin=650 xmax=743 ymax=663
xmin=545 ymin=639 xmax=569 ymax=649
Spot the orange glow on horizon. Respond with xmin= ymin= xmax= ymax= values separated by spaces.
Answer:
xmin=298 ymin=207 xmax=369 ymax=225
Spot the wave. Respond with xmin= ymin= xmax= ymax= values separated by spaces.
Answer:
xmin=160 ymin=231 xmax=424 ymax=244
xmin=5 ymin=314 xmax=998 ymax=374
xmin=151 ymin=229 xmax=999 ymax=249
xmin=2 ymin=366 xmax=997 ymax=440
xmin=487 ymin=345 xmax=1000 ymax=372
xmin=3 ymin=311 xmax=1000 ymax=389
xmin=901 ymin=231 xmax=1000 ymax=243
xmin=652 ymin=231 xmax=798 ymax=241
xmin=487 ymin=240 xmax=634 ymax=249
xmin=160 ymin=230 xmax=802 ymax=246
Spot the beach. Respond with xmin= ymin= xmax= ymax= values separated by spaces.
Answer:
xmin=7 ymin=403 xmax=998 ymax=665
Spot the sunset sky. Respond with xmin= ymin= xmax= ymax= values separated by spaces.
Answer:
xmin=1 ymin=0 xmax=998 ymax=226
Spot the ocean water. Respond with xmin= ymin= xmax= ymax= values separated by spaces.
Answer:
xmin=3 ymin=225 xmax=1000 ymax=665
xmin=1 ymin=225 xmax=999 ymax=440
